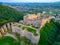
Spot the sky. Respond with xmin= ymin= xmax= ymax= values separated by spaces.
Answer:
xmin=0 ymin=0 xmax=60 ymax=2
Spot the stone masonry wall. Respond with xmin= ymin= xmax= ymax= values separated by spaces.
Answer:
xmin=12 ymin=24 xmax=40 ymax=44
xmin=0 ymin=22 xmax=15 ymax=38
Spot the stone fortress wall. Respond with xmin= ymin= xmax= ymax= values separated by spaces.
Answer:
xmin=23 ymin=13 xmax=50 ymax=29
xmin=0 ymin=13 xmax=51 ymax=44
xmin=12 ymin=23 xmax=40 ymax=44
xmin=12 ymin=13 xmax=50 ymax=44
xmin=40 ymin=16 xmax=50 ymax=28
xmin=0 ymin=22 xmax=15 ymax=38
xmin=0 ymin=22 xmax=40 ymax=44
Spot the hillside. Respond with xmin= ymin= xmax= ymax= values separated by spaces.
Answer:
xmin=0 ymin=5 xmax=24 ymax=27
xmin=38 ymin=20 xmax=60 ymax=45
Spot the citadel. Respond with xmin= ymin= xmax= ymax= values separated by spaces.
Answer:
xmin=0 ymin=13 xmax=50 ymax=44
xmin=23 ymin=13 xmax=50 ymax=29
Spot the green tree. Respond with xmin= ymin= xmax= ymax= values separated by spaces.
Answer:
xmin=0 ymin=5 xmax=24 ymax=27
xmin=38 ymin=20 xmax=58 ymax=45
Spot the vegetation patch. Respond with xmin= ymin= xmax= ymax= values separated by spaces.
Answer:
xmin=0 ymin=5 xmax=24 ymax=27
xmin=14 ymin=24 xmax=37 ymax=36
xmin=0 ymin=36 xmax=19 ymax=45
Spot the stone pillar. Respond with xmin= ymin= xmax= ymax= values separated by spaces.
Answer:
xmin=3 ymin=25 xmax=7 ymax=32
xmin=7 ymin=23 xmax=11 ymax=30
xmin=11 ymin=22 xmax=14 ymax=31
xmin=0 ymin=28 xmax=5 ymax=35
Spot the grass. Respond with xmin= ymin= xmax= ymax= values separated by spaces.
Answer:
xmin=14 ymin=24 xmax=21 ymax=28
xmin=21 ymin=37 xmax=33 ymax=45
xmin=22 ymin=26 xmax=27 ymax=30
xmin=15 ymin=33 xmax=21 ymax=45
xmin=0 ymin=36 xmax=19 ymax=45
xmin=27 ymin=27 xmax=37 ymax=35
xmin=18 ymin=25 xmax=21 ymax=28
xmin=14 ymin=24 xmax=37 ymax=36
xmin=7 ymin=30 xmax=12 ymax=33
xmin=32 ymin=26 xmax=38 ymax=29
xmin=21 ymin=26 xmax=37 ymax=36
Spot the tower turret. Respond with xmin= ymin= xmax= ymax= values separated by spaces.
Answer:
xmin=37 ymin=13 xmax=40 ymax=17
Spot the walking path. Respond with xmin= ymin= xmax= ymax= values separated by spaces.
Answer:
xmin=4 ymin=33 xmax=17 ymax=40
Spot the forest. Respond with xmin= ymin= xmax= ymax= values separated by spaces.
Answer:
xmin=0 ymin=5 xmax=24 ymax=27
xmin=38 ymin=20 xmax=60 ymax=45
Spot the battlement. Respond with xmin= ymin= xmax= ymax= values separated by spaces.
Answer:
xmin=26 ymin=13 xmax=40 ymax=20
xmin=23 ymin=13 xmax=50 ymax=29
xmin=0 ymin=13 xmax=50 ymax=44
